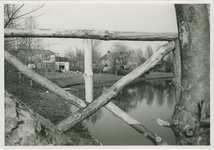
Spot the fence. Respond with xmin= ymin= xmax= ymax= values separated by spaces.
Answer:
xmin=4 ymin=28 xmax=178 ymax=145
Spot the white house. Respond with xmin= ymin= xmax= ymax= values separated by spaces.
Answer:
xmin=55 ymin=56 xmax=70 ymax=71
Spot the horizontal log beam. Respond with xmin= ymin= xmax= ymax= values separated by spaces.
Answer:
xmin=5 ymin=50 xmax=87 ymax=108
xmin=56 ymin=41 xmax=175 ymax=132
xmin=4 ymin=28 xmax=178 ymax=41
xmin=105 ymin=102 xmax=168 ymax=145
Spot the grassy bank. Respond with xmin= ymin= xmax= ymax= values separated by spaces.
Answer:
xmin=5 ymin=71 xmax=101 ymax=145
xmin=48 ymin=72 xmax=123 ymax=87
xmin=47 ymin=72 xmax=173 ymax=88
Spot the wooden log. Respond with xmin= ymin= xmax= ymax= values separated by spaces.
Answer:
xmin=4 ymin=28 xmax=178 ymax=41
xmin=84 ymin=39 xmax=93 ymax=103
xmin=5 ymin=50 xmax=86 ymax=108
xmin=105 ymin=102 xmax=168 ymax=145
xmin=56 ymin=41 xmax=175 ymax=132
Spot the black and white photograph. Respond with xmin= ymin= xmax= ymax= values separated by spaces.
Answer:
xmin=1 ymin=1 xmax=212 ymax=148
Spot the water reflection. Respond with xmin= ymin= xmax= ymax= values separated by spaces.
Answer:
xmin=70 ymin=79 xmax=175 ymax=125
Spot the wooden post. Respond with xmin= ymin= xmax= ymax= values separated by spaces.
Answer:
xmin=84 ymin=39 xmax=93 ymax=103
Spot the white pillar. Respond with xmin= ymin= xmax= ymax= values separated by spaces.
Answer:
xmin=84 ymin=39 xmax=93 ymax=103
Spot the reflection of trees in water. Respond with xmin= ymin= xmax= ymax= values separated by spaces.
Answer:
xmin=69 ymin=87 xmax=104 ymax=124
xmin=85 ymin=109 xmax=104 ymax=124
xmin=69 ymin=80 xmax=175 ymax=124
xmin=167 ymin=87 xmax=175 ymax=108
xmin=109 ymin=81 xmax=175 ymax=113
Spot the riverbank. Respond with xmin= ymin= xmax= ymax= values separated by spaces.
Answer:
xmin=48 ymin=72 xmax=173 ymax=88
xmin=49 ymin=73 xmax=123 ymax=87
xmin=5 ymin=73 xmax=102 ymax=145
xmin=5 ymin=71 xmax=174 ymax=145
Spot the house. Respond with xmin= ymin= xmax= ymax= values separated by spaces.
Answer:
xmin=97 ymin=54 xmax=109 ymax=67
xmin=97 ymin=51 xmax=124 ymax=67
xmin=25 ymin=49 xmax=71 ymax=71
xmin=27 ymin=49 xmax=56 ymax=63
xmin=55 ymin=56 xmax=70 ymax=71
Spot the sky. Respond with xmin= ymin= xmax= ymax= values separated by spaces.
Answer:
xmin=22 ymin=2 xmax=178 ymax=56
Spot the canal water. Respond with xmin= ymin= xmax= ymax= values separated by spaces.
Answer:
xmin=70 ymin=79 xmax=176 ymax=145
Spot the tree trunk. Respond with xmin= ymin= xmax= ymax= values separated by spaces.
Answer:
xmin=173 ymin=39 xmax=181 ymax=103
xmin=5 ymin=91 xmax=75 ymax=146
xmin=172 ymin=4 xmax=210 ymax=145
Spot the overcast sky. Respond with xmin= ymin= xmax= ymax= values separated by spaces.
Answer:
xmin=23 ymin=2 xmax=178 ymax=56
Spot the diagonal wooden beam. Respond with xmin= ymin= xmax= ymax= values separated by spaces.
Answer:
xmin=4 ymin=28 xmax=178 ymax=41
xmin=4 ymin=50 xmax=87 ymax=108
xmin=105 ymin=102 xmax=169 ymax=145
xmin=56 ymin=41 xmax=175 ymax=135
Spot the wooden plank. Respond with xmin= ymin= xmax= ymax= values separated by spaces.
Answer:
xmin=84 ymin=39 xmax=93 ymax=103
xmin=5 ymin=50 xmax=87 ymax=108
xmin=105 ymin=102 xmax=168 ymax=145
xmin=4 ymin=28 xmax=178 ymax=41
xmin=56 ymin=41 xmax=175 ymax=132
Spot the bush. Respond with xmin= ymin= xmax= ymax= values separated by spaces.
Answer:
xmin=117 ymin=69 xmax=132 ymax=75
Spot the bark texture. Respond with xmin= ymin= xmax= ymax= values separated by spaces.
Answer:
xmin=5 ymin=91 xmax=75 ymax=146
xmin=173 ymin=39 xmax=181 ymax=103
xmin=5 ymin=28 xmax=177 ymax=41
xmin=172 ymin=4 xmax=210 ymax=145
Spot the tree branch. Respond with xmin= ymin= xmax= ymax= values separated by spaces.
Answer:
xmin=13 ymin=5 xmax=45 ymax=19
xmin=4 ymin=4 xmax=24 ymax=28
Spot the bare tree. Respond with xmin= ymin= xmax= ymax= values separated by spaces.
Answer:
xmin=91 ymin=40 xmax=102 ymax=63
xmin=144 ymin=45 xmax=154 ymax=59
xmin=4 ymin=4 xmax=45 ymax=66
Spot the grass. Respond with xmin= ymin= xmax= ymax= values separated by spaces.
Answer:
xmin=48 ymin=72 xmax=123 ymax=87
xmin=5 ymin=71 xmax=101 ymax=145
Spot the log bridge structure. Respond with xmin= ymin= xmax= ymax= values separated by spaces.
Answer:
xmin=5 ymin=28 xmax=179 ymax=145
